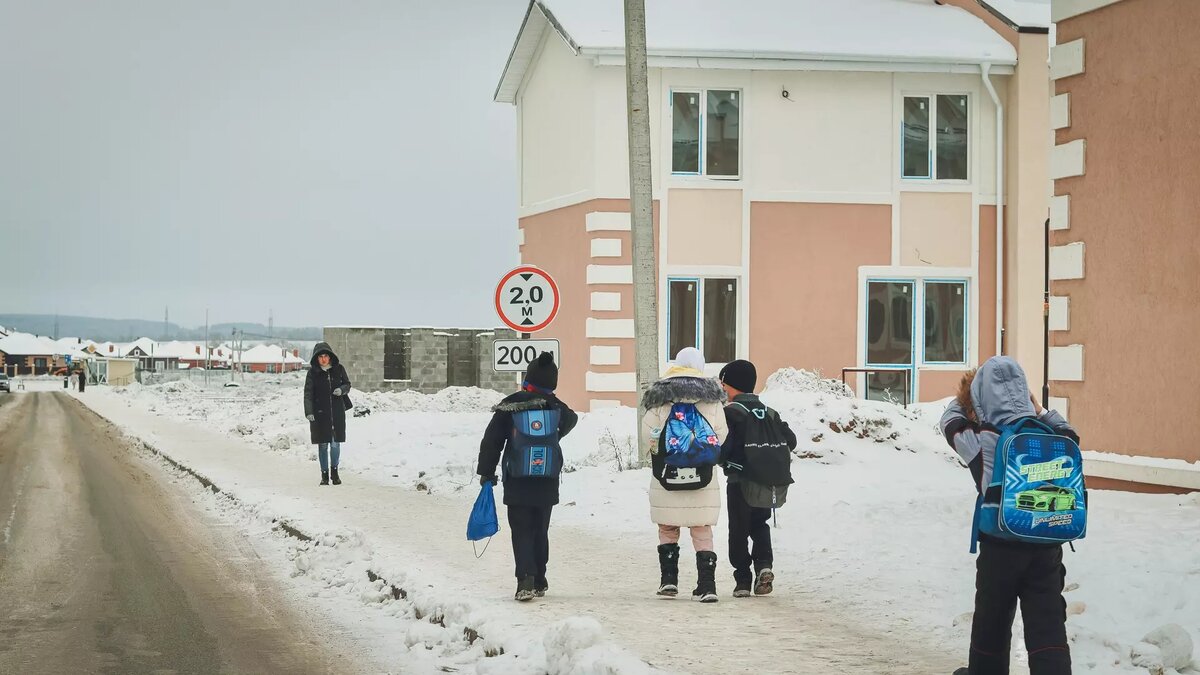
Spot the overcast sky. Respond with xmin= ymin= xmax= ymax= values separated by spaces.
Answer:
xmin=0 ymin=0 xmax=529 ymax=328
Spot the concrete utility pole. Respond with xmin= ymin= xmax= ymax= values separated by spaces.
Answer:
xmin=624 ymin=0 xmax=658 ymax=456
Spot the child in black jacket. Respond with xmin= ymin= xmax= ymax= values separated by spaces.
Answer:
xmin=718 ymin=359 xmax=797 ymax=598
xmin=477 ymin=352 xmax=578 ymax=601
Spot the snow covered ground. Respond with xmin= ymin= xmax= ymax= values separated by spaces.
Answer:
xmin=72 ymin=371 xmax=1200 ymax=674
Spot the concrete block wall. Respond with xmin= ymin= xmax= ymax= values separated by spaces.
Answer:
xmin=408 ymin=328 xmax=448 ymax=394
xmin=478 ymin=329 xmax=522 ymax=393
xmin=324 ymin=326 xmax=522 ymax=395
xmin=324 ymin=327 xmax=412 ymax=393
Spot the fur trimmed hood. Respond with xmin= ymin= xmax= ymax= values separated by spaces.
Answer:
xmin=642 ymin=374 xmax=725 ymax=409
xmin=493 ymin=391 xmax=555 ymax=413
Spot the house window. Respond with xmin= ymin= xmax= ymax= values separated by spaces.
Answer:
xmin=902 ymin=94 xmax=969 ymax=180
xmin=671 ymin=89 xmax=740 ymax=178
xmin=667 ymin=277 xmax=738 ymax=364
xmin=924 ymin=281 xmax=967 ymax=363
xmin=862 ymin=277 xmax=971 ymax=402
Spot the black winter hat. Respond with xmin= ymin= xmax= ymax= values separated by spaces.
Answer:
xmin=524 ymin=352 xmax=559 ymax=391
xmin=719 ymin=359 xmax=757 ymax=394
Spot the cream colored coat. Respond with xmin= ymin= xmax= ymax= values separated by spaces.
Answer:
xmin=639 ymin=369 xmax=728 ymax=527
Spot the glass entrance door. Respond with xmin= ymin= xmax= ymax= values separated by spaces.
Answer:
xmin=865 ymin=280 xmax=914 ymax=403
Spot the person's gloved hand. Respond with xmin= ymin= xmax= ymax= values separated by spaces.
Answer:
xmin=480 ymin=474 xmax=498 ymax=486
xmin=306 ymin=414 xmax=315 ymax=422
xmin=332 ymin=387 xmax=343 ymax=396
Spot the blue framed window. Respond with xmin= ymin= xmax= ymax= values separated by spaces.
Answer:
xmin=865 ymin=280 xmax=915 ymax=402
xmin=671 ymin=89 xmax=740 ymax=178
xmin=923 ymin=280 xmax=968 ymax=365
xmin=667 ymin=277 xmax=738 ymax=364
xmin=902 ymin=94 xmax=969 ymax=180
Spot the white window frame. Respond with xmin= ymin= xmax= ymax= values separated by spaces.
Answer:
xmin=666 ymin=276 xmax=740 ymax=367
xmin=669 ymin=88 xmax=743 ymax=180
xmin=919 ymin=279 xmax=970 ymax=366
xmin=856 ymin=266 xmax=977 ymax=402
xmin=900 ymin=92 xmax=971 ymax=183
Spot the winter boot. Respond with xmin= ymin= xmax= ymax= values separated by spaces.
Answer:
xmin=754 ymin=567 xmax=775 ymax=596
xmin=534 ymin=577 xmax=548 ymax=598
xmin=733 ymin=568 xmax=753 ymax=598
xmin=952 ymin=669 xmax=969 ymax=675
xmin=692 ymin=551 xmax=719 ymax=603
xmin=330 ymin=468 xmax=342 ymax=485
xmin=656 ymin=544 xmax=679 ymax=597
xmin=320 ymin=471 xmax=329 ymax=486
xmin=515 ymin=576 xmax=535 ymax=602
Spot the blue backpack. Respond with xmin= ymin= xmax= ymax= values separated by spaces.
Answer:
xmin=505 ymin=409 xmax=563 ymax=479
xmin=653 ymin=403 xmax=721 ymax=491
xmin=971 ymin=417 xmax=1088 ymax=552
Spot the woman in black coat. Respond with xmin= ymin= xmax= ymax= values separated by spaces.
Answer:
xmin=304 ymin=342 xmax=352 ymax=485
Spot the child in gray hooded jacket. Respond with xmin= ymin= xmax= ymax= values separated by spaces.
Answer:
xmin=940 ymin=356 xmax=1077 ymax=675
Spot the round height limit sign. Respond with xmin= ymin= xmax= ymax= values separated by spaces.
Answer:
xmin=494 ymin=266 xmax=560 ymax=333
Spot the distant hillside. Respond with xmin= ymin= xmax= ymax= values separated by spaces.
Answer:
xmin=0 ymin=314 xmax=322 ymax=342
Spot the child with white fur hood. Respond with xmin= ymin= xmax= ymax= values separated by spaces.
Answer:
xmin=640 ymin=347 xmax=728 ymax=603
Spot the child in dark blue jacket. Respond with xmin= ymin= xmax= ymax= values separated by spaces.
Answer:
xmin=477 ymin=353 xmax=577 ymax=601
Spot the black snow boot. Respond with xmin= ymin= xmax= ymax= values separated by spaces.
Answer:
xmin=534 ymin=577 xmax=548 ymax=598
xmin=754 ymin=567 xmax=775 ymax=596
xmin=692 ymin=551 xmax=718 ymax=603
xmin=330 ymin=468 xmax=342 ymax=485
xmin=657 ymin=544 xmax=679 ymax=597
xmin=320 ymin=471 xmax=329 ymax=486
xmin=515 ymin=576 xmax=535 ymax=602
xmin=952 ymin=669 xmax=969 ymax=675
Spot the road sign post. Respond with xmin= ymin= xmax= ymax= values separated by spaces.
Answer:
xmin=494 ymin=267 xmax=561 ymax=373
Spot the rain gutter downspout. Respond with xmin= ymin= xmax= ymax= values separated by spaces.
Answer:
xmin=980 ymin=63 xmax=1004 ymax=356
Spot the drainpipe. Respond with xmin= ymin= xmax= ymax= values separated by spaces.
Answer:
xmin=980 ymin=63 xmax=1004 ymax=356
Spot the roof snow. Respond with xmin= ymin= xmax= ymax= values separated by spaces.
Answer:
xmin=0 ymin=332 xmax=59 ymax=356
xmin=980 ymin=0 xmax=1051 ymax=29
xmin=239 ymin=344 xmax=305 ymax=365
xmin=497 ymin=0 xmax=1017 ymax=101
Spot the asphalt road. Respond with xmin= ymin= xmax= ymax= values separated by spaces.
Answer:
xmin=0 ymin=393 xmax=354 ymax=674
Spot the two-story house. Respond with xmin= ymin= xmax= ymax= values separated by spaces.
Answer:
xmin=495 ymin=0 xmax=1052 ymax=411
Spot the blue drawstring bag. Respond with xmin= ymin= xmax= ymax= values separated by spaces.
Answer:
xmin=467 ymin=481 xmax=499 ymax=557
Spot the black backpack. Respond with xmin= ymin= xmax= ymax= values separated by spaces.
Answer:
xmin=728 ymin=402 xmax=794 ymax=508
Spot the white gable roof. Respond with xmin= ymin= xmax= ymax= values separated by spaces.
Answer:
xmin=496 ymin=0 xmax=1017 ymax=102
xmin=122 ymin=337 xmax=158 ymax=357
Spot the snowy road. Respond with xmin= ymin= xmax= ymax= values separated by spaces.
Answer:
xmin=0 ymin=393 xmax=364 ymax=674
xmin=74 ymin=388 xmax=964 ymax=674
